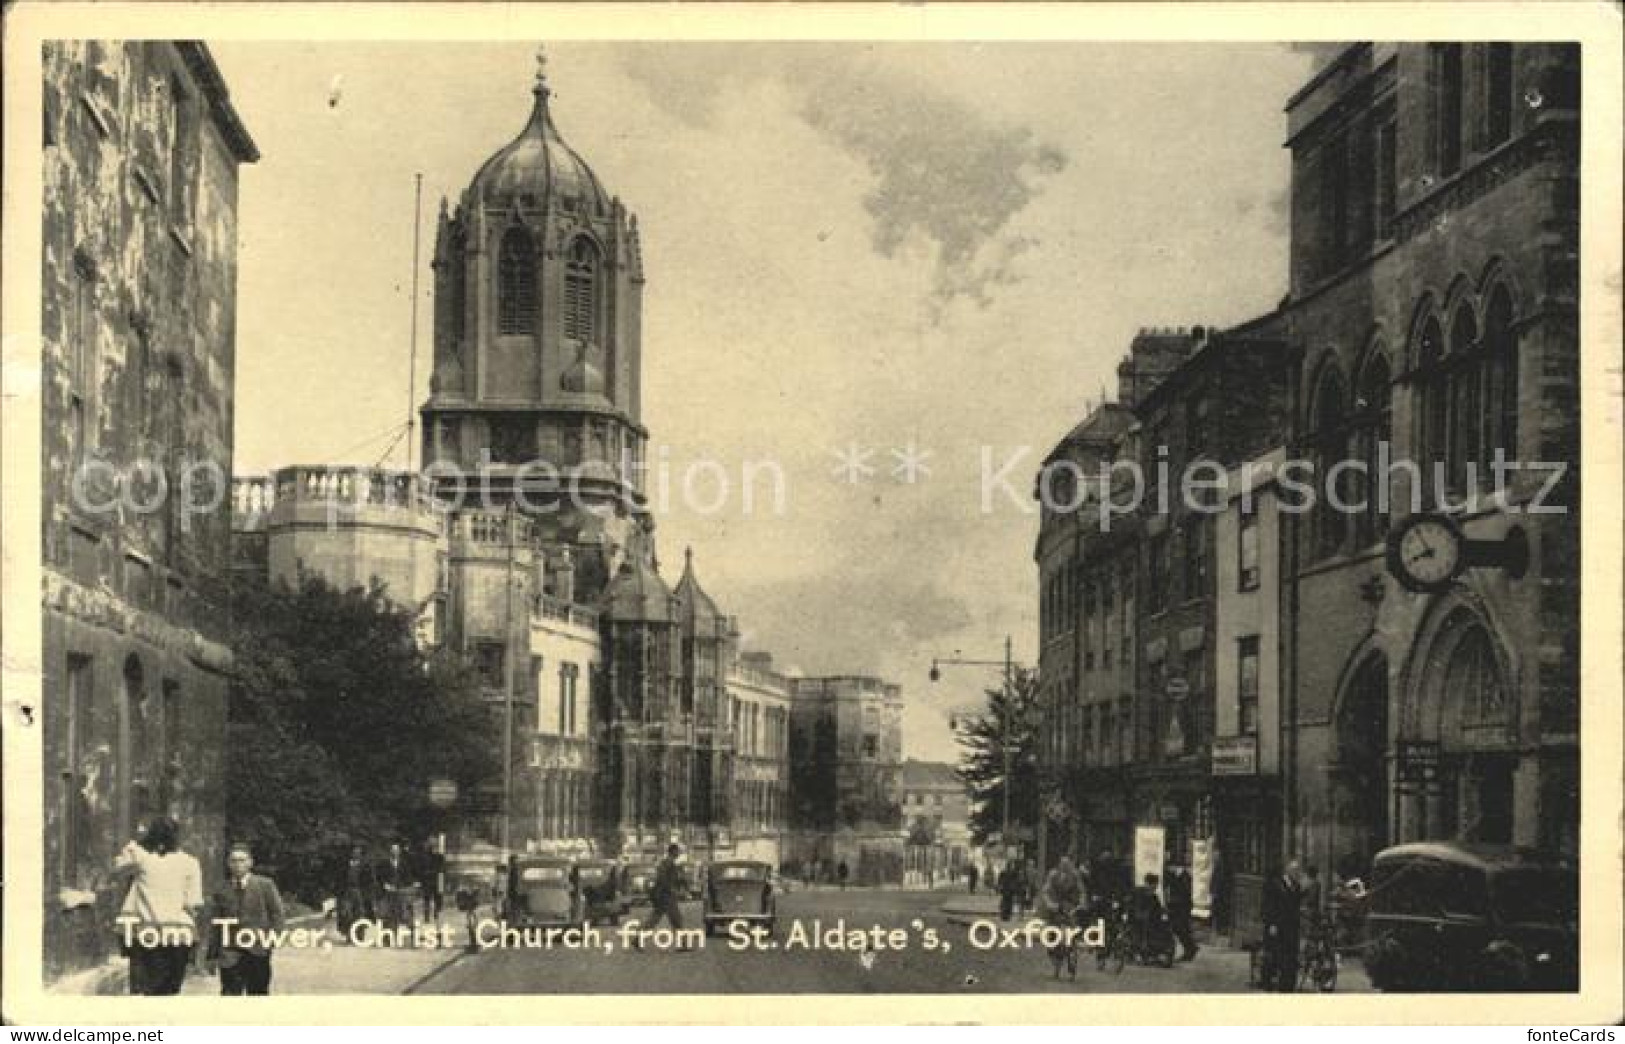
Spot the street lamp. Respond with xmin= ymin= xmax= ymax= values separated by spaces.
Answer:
xmin=930 ymin=635 xmax=1028 ymax=855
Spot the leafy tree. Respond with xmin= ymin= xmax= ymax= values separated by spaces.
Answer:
xmin=225 ymin=570 xmax=498 ymax=900
xmin=906 ymin=815 xmax=939 ymax=847
xmin=954 ymin=666 xmax=1042 ymax=847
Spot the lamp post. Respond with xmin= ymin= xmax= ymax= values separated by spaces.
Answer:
xmin=931 ymin=635 xmax=1027 ymax=855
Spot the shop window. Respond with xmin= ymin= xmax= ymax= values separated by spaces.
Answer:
xmin=1238 ymin=637 xmax=1260 ymax=736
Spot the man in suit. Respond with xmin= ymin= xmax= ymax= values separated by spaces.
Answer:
xmin=1261 ymin=859 xmax=1304 ymax=992
xmin=377 ymin=842 xmax=416 ymax=931
xmin=207 ymin=843 xmax=286 ymax=996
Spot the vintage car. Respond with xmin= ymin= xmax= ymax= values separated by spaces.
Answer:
xmin=572 ymin=858 xmax=623 ymax=925
xmin=1361 ymin=842 xmax=1577 ymax=992
xmin=703 ymin=860 xmax=776 ymax=937
xmin=622 ymin=862 xmax=657 ymax=910
xmin=504 ymin=857 xmax=576 ymax=927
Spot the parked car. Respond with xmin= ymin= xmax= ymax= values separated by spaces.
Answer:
xmin=1361 ymin=842 xmax=1577 ymax=992
xmin=504 ymin=856 xmax=576 ymax=927
xmin=703 ymin=860 xmax=776 ymax=937
xmin=573 ymin=858 xmax=623 ymax=925
xmin=623 ymin=862 xmax=657 ymax=910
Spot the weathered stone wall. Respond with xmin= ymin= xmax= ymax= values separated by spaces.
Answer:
xmin=40 ymin=41 xmax=254 ymax=980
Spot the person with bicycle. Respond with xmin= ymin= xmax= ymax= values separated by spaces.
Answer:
xmin=1038 ymin=857 xmax=1086 ymax=978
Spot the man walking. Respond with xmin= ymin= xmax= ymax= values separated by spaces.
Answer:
xmin=1166 ymin=865 xmax=1199 ymax=961
xmin=836 ymin=859 xmax=850 ymax=891
xmin=647 ymin=843 xmax=691 ymax=951
xmin=207 ymin=844 xmax=285 ymax=996
xmin=1261 ymin=860 xmax=1304 ymax=992
xmin=377 ymin=842 xmax=416 ymax=933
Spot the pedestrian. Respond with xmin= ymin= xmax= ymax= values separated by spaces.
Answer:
xmin=376 ymin=842 xmax=416 ymax=933
xmin=111 ymin=816 xmax=204 ymax=996
xmin=1166 ymin=865 xmax=1199 ymax=961
xmin=966 ymin=863 xmax=980 ymax=895
xmin=997 ymin=860 xmax=1020 ymax=921
xmin=206 ymin=843 xmax=285 ymax=995
xmin=646 ymin=843 xmax=691 ymax=950
xmin=836 ymin=859 xmax=850 ymax=891
xmin=1261 ymin=860 xmax=1304 ymax=992
xmin=419 ymin=841 xmax=446 ymax=923
xmin=336 ymin=844 xmax=376 ymax=937
xmin=1019 ymin=859 xmax=1038 ymax=916
xmin=1300 ymin=863 xmax=1325 ymax=939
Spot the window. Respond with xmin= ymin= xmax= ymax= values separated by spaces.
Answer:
xmin=1485 ymin=44 xmax=1514 ymax=148
xmin=1082 ymin=705 xmax=1095 ymax=763
xmin=1181 ymin=517 xmax=1207 ymax=601
xmin=68 ymin=254 xmax=98 ymax=471
xmin=1447 ymin=303 xmax=1482 ymax=487
xmin=497 ymin=227 xmax=538 ymax=335
xmin=1431 ymin=44 xmax=1466 ymax=177
xmin=563 ymin=238 xmax=599 ymax=342
xmin=1447 ymin=623 xmax=1507 ymax=725
xmin=861 ymin=734 xmax=879 ymax=759
xmin=168 ymin=74 xmax=195 ymax=225
xmin=473 ymin=640 xmax=506 ymax=689
xmin=1147 ymin=533 xmax=1169 ymax=613
xmin=1375 ymin=118 xmax=1398 ymax=238
xmin=159 ymin=680 xmax=180 ymax=813
xmin=1238 ymin=506 xmax=1260 ymax=591
xmin=120 ymin=656 xmax=149 ymax=839
xmin=1100 ymin=705 xmax=1115 ymax=764
xmin=1310 ymin=365 xmax=1350 ymax=558
xmin=1484 ymin=286 xmax=1519 ymax=466
xmin=1238 ymin=637 xmax=1260 ymax=736
xmin=1354 ymin=352 xmax=1393 ymax=546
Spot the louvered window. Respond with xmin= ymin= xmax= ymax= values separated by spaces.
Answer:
xmin=564 ymin=237 xmax=599 ymax=342
xmin=498 ymin=227 xmax=537 ymax=335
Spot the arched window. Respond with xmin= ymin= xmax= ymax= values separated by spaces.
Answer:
xmin=564 ymin=237 xmax=599 ymax=343
xmin=1354 ymin=350 xmax=1393 ymax=547
xmin=1415 ymin=315 xmax=1449 ymax=501
xmin=1446 ymin=303 xmax=1481 ymax=490
xmin=1483 ymin=285 xmax=1518 ymax=467
xmin=1445 ymin=622 xmax=1507 ymax=725
xmin=1310 ymin=364 xmax=1349 ymax=560
xmin=497 ymin=227 xmax=538 ymax=336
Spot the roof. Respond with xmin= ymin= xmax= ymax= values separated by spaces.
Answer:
xmin=175 ymin=42 xmax=259 ymax=164
xmin=900 ymin=759 xmax=961 ymax=790
xmin=597 ymin=540 xmax=674 ymax=623
xmin=673 ymin=547 xmax=723 ymax=626
xmin=467 ymin=65 xmax=609 ymax=212
xmin=1372 ymin=842 xmax=1567 ymax=872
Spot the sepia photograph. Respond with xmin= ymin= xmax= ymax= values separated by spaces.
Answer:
xmin=3 ymin=1 xmax=1621 ymax=1027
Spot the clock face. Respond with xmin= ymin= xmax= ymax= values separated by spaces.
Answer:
xmin=1390 ymin=515 xmax=1464 ymax=592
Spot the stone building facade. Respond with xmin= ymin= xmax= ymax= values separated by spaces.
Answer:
xmin=1032 ymin=42 xmax=1580 ymax=934
xmin=229 ymin=59 xmax=802 ymax=864
xmin=1278 ymin=43 xmax=1580 ymax=870
xmin=41 ymin=41 xmax=257 ymax=977
xmin=787 ymin=675 xmax=905 ymax=883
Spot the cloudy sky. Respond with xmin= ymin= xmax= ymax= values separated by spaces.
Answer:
xmin=212 ymin=41 xmax=1319 ymax=762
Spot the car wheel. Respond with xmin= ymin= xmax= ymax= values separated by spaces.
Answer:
xmin=1363 ymin=933 xmax=1405 ymax=992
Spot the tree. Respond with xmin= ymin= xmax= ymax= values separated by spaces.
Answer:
xmin=225 ymin=570 xmax=499 ymax=900
xmin=906 ymin=815 xmax=939 ymax=847
xmin=954 ymin=665 xmax=1042 ymax=848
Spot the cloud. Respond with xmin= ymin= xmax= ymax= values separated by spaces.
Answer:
xmin=619 ymin=44 xmax=1067 ymax=314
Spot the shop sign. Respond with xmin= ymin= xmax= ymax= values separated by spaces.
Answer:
xmin=1211 ymin=735 xmax=1258 ymax=776
xmin=1395 ymin=740 xmax=1443 ymax=785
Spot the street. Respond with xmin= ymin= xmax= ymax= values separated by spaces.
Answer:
xmin=416 ymin=888 xmax=1356 ymax=995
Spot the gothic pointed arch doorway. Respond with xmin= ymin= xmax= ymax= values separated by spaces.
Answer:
xmin=1331 ymin=652 xmax=1389 ymax=878
xmin=1397 ymin=604 xmax=1518 ymax=846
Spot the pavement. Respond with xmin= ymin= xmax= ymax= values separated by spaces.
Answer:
xmin=417 ymin=887 xmax=1374 ymax=995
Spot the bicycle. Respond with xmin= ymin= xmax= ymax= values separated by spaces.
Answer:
xmin=1298 ymin=923 xmax=1338 ymax=993
xmin=1045 ymin=906 xmax=1083 ymax=981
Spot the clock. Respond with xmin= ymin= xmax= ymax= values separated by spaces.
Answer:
xmin=1386 ymin=512 xmax=1466 ymax=593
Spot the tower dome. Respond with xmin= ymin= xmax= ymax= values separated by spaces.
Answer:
xmin=467 ymin=51 xmax=610 ymax=213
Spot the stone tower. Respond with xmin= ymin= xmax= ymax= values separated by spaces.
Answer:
xmin=421 ymin=49 xmax=649 ymax=604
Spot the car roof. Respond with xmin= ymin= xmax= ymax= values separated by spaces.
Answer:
xmin=515 ymin=856 xmax=574 ymax=867
xmin=712 ymin=859 xmax=770 ymax=869
xmin=1372 ymin=842 xmax=1565 ymax=872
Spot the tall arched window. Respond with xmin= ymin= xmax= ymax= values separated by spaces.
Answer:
xmin=497 ymin=227 xmax=538 ymax=336
xmin=1354 ymin=350 xmax=1393 ymax=547
xmin=1447 ymin=303 xmax=1481 ymax=490
xmin=1415 ymin=315 xmax=1449 ymax=502
xmin=564 ymin=237 xmax=599 ymax=343
xmin=1483 ymin=285 xmax=1519 ymax=467
xmin=1310 ymin=363 xmax=1349 ymax=560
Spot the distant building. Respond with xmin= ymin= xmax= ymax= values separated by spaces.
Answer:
xmin=726 ymin=652 xmax=792 ymax=866
xmin=899 ymin=759 xmax=972 ymax=884
xmin=41 ymin=41 xmax=258 ymax=978
xmin=787 ymin=675 xmax=905 ymax=883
